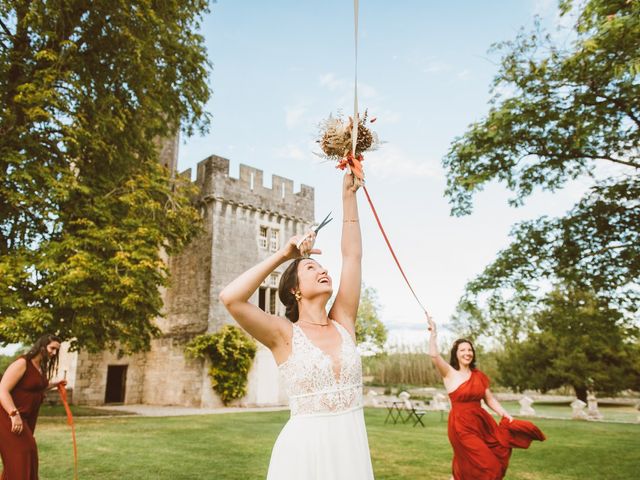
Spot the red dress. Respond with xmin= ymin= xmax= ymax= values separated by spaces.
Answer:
xmin=0 ymin=357 xmax=48 ymax=480
xmin=448 ymin=369 xmax=545 ymax=480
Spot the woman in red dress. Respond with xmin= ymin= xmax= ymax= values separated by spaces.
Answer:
xmin=427 ymin=316 xmax=545 ymax=480
xmin=0 ymin=334 xmax=65 ymax=480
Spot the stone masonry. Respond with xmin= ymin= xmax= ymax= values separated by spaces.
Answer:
xmin=59 ymin=141 xmax=314 ymax=407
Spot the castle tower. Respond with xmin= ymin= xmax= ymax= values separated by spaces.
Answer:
xmin=62 ymin=153 xmax=315 ymax=408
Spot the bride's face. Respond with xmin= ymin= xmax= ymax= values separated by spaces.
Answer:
xmin=296 ymin=259 xmax=333 ymax=299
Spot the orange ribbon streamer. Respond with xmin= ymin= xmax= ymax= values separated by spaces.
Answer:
xmin=362 ymin=184 xmax=428 ymax=315
xmin=336 ymin=152 xmax=365 ymax=181
xmin=57 ymin=383 xmax=79 ymax=480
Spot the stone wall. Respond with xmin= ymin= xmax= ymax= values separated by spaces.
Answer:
xmin=66 ymin=151 xmax=314 ymax=407
xmin=72 ymin=350 xmax=146 ymax=406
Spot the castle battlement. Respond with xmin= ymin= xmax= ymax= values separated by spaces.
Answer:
xmin=192 ymin=154 xmax=314 ymax=221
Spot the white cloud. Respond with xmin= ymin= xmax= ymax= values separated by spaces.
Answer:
xmin=457 ymin=69 xmax=471 ymax=79
xmin=365 ymin=144 xmax=442 ymax=180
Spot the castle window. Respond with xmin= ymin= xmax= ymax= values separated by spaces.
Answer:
xmin=270 ymin=229 xmax=280 ymax=251
xmin=269 ymin=273 xmax=279 ymax=288
xmin=269 ymin=289 xmax=277 ymax=315
xmin=259 ymin=226 xmax=268 ymax=249
xmin=258 ymin=287 xmax=266 ymax=311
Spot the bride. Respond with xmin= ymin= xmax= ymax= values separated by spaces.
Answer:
xmin=219 ymin=173 xmax=374 ymax=479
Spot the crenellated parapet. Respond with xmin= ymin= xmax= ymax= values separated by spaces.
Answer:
xmin=193 ymin=155 xmax=314 ymax=221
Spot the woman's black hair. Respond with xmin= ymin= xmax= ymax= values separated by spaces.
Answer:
xmin=25 ymin=334 xmax=62 ymax=380
xmin=449 ymin=338 xmax=476 ymax=371
xmin=278 ymin=258 xmax=304 ymax=322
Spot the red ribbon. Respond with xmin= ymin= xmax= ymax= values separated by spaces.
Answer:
xmin=362 ymin=184 xmax=428 ymax=315
xmin=337 ymin=152 xmax=365 ymax=181
xmin=57 ymin=383 xmax=79 ymax=480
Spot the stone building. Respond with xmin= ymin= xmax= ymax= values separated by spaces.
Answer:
xmin=58 ymin=143 xmax=314 ymax=407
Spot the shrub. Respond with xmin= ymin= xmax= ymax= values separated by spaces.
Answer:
xmin=186 ymin=326 xmax=257 ymax=405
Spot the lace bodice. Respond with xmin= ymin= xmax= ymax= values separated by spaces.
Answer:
xmin=278 ymin=320 xmax=363 ymax=417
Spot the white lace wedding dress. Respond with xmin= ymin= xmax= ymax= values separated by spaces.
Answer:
xmin=266 ymin=320 xmax=375 ymax=479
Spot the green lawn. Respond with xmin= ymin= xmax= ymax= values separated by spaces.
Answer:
xmin=35 ymin=409 xmax=640 ymax=480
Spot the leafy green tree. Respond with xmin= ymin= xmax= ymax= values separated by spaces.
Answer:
xmin=443 ymin=0 xmax=639 ymax=313
xmin=444 ymin=0 xmax=640 ymax=397
xmin=356 ymin=285 xmax=388 ymax=351
xmin=496 ymin=287 xmax=639 ymax=402
xmin=0 ymin=352 xmax=20 ymax=376
xmin=0 ymin=1 xmax=211 ymax=352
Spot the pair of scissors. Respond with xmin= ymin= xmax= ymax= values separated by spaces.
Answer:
xmin=296 ymin=211 xmax=333 ymax=252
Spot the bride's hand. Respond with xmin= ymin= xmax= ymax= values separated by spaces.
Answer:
xmin=281 ymin=231 xmax=322 ymax=260
xmin=343 ymin=172 xmax=360 ymax=195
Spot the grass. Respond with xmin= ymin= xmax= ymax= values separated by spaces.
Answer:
xmin=34 ymin=409 xmax=640 ymax=480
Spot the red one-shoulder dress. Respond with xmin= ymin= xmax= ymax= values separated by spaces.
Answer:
xmin=0 ymin=357 xmax=48 ymax=480
xmin=447 ymin=369 xmax=545 ymax=480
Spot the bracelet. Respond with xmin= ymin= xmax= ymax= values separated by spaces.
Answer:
xmin=9 ymin=409 xmax=19 ymax=417
xmin=343 ymin=219 xmax=359 ymax=223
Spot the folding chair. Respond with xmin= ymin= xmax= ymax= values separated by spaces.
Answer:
xmin=398 ymin=392 xmax=427 ymax=427
xmin=384 ymin=400 xmax=405 ymax=425
xmin=403 ymin=399 xmax=427 ymax=427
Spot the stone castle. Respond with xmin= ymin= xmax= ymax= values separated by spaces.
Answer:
xmin=58 ymin=140 xmax=315 ymax=407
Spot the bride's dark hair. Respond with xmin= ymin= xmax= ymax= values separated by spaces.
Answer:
xmin=278 ymin=259 xmax=303 ymax=323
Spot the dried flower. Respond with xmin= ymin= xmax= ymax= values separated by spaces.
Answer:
xmin=315 ymin=110 xmax=380 ymax=185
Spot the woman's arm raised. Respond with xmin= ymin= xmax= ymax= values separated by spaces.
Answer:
xmin=219 ymin=233 xmax=319 ymax=352
xmin=428 ymin=314 xmax=453 ymax=379
xmin=329 ymin=173 xmax=362 ymax=333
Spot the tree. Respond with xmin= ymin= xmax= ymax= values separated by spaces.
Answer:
xmin=443 ymin=0 xmax=639 ymax=313
xmin=356 ymin=285 xmax=388 ymax=351
xmin=0 ymin=1 xmax=211 ymax=352
xmin=496 ymin=287 xmax=640 ymax=402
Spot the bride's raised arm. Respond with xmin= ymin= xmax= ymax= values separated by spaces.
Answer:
xmin=219 ymin=232 xmax=319 ymax=354
xmin=329 ymin=173 xmax=362 ymax=334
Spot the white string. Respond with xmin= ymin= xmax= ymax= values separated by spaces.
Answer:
xmin=351 ymin=0 xmax=359 ymax=158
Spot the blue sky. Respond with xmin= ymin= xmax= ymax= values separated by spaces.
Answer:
xmin=173 ymin=0 xmax=594 ymax=347
xmin=0 ymin=1 xmax=584 ymax=355
xmin=174 ymin=0 xmax=591 ymax=347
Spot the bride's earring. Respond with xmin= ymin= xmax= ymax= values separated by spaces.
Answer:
xmin=294 ymin=290 xmax=302 ymax=302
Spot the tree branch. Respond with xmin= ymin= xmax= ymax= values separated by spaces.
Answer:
xmin=589 ymin=155 xmax=639 ymax=169
xmin=0 ymin=18 xmax=14 ymax=41
xmin=577 ymin=243 xmax=637 ymax=263
xmin=528 ymin=149 xmax=640 ymax=169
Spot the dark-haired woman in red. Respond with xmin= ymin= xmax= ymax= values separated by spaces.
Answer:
xmin=0 ymin=334 xmax=65 ymax=480
xmin=427 ymin=316 xmax=545 ymax=480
